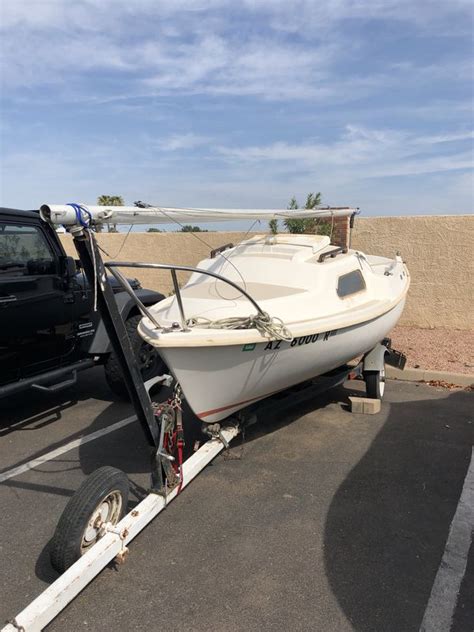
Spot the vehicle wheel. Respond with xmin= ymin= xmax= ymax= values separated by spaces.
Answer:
xmin=104 ymin=314 xmax=168 ymax=398
xmin=364 ymin=365 xmax=386 ymax=399
xmin=50 ymin=466 xmax=129 ymax=573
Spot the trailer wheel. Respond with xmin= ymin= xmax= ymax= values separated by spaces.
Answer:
xmin=105 ymin=314 xmax=168 ymax=398
xmin=364 ymin=366 xmax=386 ymax=399
xmin=50 ymin=466 xmax=129 ymax=573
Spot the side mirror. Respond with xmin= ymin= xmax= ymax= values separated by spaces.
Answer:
xmin=60 ymin=256 xmax=77 ymax=278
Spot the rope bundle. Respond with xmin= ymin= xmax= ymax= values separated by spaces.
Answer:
xmin=186 ymin=311 xmax=293 ymax=342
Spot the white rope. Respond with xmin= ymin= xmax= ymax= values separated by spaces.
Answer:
xmin=88 ymin=229 xmax=98 ymax=312
xmin=186 ymin=312 xmax=293 ymax=342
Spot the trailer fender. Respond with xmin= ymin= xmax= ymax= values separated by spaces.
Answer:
xmin=362 ymin=342 xmax=388 ymax=373
xmin=88 ymin=289 xmax=164 ymax=355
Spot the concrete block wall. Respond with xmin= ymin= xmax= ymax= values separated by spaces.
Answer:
xmin=351 ymin=215 xmax=473 ymax=330
xmin=59 ymin=231 xmax=256 ymax=298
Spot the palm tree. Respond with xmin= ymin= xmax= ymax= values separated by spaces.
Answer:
xmin=97 ymin=195 xmax=124 ymax=232
xmin=268 ymin=218 xmax=279 ymax=234
xmin=283 ymin=192 xmax=330 ymax=235
xmin=97 ymin=195 xmax=124 ymax=206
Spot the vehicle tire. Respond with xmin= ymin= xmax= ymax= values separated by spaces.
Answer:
xmin=364 ymin=365 xmax=386 ymax=399
xmin=104 ymin=314 xmax=168 ymax=398
xmin=50 ymin=466 xmax=129 ymax=574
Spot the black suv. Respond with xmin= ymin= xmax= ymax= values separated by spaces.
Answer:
xmin=0 ymin=207 xmax=166 ymax=398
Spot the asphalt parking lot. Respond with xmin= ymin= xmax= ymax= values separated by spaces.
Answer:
xmin=0 ymin=369 xmax=472 ymax=632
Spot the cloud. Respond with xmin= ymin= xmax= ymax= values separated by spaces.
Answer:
xmin=413 ymin=131 xmax=474 ymax=145
xmin=1 ymin=124 xmax=471 ymax=214
xmin=1 ymin=0 xmax=471 ymax=102
xmin=215 ymin=125 xmax=474 ymax=178
xmin=159 ymin=133 xmax=212 ymax=151
xmin=3 ymin=1 xmax=470 ymax=32
xmin=261 ymin=0 xmax=473 ymax=36
xmin=141 ymin=37 xmax=337 ymax=100
xmin=0 ymin=1 xmax=472 ymax=215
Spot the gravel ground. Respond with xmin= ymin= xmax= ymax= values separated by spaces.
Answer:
xmin=390 ymin=326 xmax=474 ymax=374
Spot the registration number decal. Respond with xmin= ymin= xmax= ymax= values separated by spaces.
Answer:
xmin=242 ymin=331 xmax=336 ymax=352
xmin=264 ymin=330 xmax=335 ymax=351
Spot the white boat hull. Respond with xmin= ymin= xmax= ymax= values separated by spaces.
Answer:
xmin=157 ymin=299 xmax=406 ymax=423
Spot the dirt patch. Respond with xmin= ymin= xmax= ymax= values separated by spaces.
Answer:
xmin=390 ymin=326 xmax=474 ymax=375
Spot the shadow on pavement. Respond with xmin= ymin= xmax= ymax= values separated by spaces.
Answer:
xmin=0 ymin=366 xmax=112 ymax=436
xmin=15 ymin=373 xmax=472 ymax=630
xmin=324 ymin=388 xmax=473 ymax=632
xmin=32 ymin=381 xmax=356 ymax=585
xmin=0 ymin=395 xmax=78 ymax=437
xmin=0 ymin=368 xmax=130 ymax=474
xmin=76 ymin=379 xmax=358 ymax=477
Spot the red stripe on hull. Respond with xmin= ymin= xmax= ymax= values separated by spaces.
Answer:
xmin=197 ymin=387 xmax=281 ymax=418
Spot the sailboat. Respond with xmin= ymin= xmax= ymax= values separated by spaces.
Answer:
xmin=40 ymin=203 xmax=410 ymax=423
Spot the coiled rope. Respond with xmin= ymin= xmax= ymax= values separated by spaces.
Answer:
xmin=186 ymin=312 xmax=293 ymax=342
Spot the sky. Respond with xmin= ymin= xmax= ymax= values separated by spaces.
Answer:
xmin=0 ymin=0 xmax=473 ymax=228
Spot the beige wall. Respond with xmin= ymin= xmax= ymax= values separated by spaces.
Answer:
xmin=351 ymin=215 xmax=473 ymax=330
xmin=59 ymin=214 xmax=474 ymax=330
xmin=59 ymin=231 xmax=256 ymax=298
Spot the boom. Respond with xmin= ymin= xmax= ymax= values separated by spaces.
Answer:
xmin=40 ymin=202 xmax=358 ymax=227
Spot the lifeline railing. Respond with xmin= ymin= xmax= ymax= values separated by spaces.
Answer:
xmin=105 ymin=261 xmax=265 ymax=332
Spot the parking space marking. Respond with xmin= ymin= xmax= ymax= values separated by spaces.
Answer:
xmin=420 ymin=447 xmax=474 ymax=632
xmin=0 ymin=415 xmax=136 ymax=483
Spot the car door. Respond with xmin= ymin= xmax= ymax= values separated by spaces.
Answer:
xmin=0 ymin=219 xmax=76 ymax=384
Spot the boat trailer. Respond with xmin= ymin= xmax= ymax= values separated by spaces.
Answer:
xmin=2 ymin=225 xmax=405 ymax=632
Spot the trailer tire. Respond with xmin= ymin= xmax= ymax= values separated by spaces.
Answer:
xmin=364 ymin=366 xmax=386 ymax=399
xmin=50 ymin=466 xmax=129 ymax=574
xmin=104 ymin=314 xmax=168 ymax=398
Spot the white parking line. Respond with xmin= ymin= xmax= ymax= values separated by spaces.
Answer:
xmin=420 ymin=447 xmax=474 ymax=632
xmin=0 ymin=375 xmax=169 ymax=484
xmin=0 ymin=415 xmax=136 ymax=483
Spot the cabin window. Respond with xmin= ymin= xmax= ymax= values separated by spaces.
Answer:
xmin=337 ymin=270 xmax=366 ymax=297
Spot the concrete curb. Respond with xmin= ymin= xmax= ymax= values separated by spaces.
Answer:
xmin=386 ymin=366 xmax=474 ymax=387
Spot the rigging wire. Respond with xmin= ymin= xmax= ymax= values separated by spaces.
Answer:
xmin=95 ymin=222 xmax=134 ymax=260
xmin=134 ymin=203 xmax=249 ymax=299
xmin=211 ymin=219 xmax=261 ymax=302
